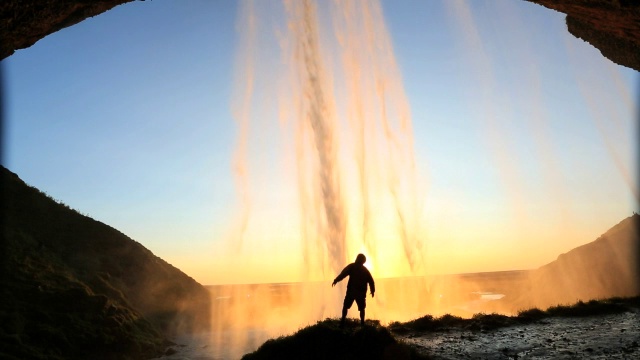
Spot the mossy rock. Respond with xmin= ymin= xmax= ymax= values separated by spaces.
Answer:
xmin=242 ymin=319 xmax=427 ymax=360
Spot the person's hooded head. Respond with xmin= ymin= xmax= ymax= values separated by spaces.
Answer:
xmin=355 ymin=253 xmax=366 ymax=265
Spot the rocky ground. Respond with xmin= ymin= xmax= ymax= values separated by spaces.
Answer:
xmin=400 ymin=308 xmax=640 ymax=359
xmin=153 ymin=304 xmax=640 ymax=360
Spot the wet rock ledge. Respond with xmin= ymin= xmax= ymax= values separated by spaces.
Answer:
xmin=0 ymin=0 xmax=132 ymax=60
xmin=526 ymin=0 xmax=640 ymax=71
xmin=1 ymin=1 xmax=640 ymax=71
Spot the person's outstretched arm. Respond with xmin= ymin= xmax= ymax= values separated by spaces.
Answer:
xmin=332 ymin=264 xmax=351 ymax=286
xmin=367 ymin=270 xmax=375 ymax=297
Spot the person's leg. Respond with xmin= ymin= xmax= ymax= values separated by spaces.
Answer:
xmin=340 ymin=307 xmax=348 ymax=327
xmin=341 ymin=293 xmax=354 ymax=328
xmin=356 ymin=296 xmax=366 ymax=325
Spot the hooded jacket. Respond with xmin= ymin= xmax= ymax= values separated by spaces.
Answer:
xmin=334 ymin=254 xmax=375 ymax=294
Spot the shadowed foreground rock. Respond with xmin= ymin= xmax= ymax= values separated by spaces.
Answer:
xmin=0 ymin=166 xmax=211 ymax=359
xmin=241 ymin=319 xmax=428 ymax=360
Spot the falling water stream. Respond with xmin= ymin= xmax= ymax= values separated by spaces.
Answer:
xmin=203 ymin=1 xmax=430 ymax=357
xmin=158 ymin=0 xmax=637 ymax=358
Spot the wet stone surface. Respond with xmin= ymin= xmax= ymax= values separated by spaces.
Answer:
xmin=400 ymin=308 xmax=640 ymax=359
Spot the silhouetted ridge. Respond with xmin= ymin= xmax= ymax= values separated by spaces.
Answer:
xmin=0 ymin=166 xmax=210 ymax=359
xmin=513 ymin=214 xmax=640 ymax=310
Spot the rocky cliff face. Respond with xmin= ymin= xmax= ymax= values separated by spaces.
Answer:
xmin=2 ymin=1 xmax=639 ymax=71
xmin=527 ymin=0 xmax=640 ymax=71
xmin=0 ymin=0 xmax=132 ymax=59
xmin=0 ymin=166 xmax=211 ymax=359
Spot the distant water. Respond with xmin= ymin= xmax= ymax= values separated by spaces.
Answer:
xmin=151 ymin=330 xmax=271 ymax=360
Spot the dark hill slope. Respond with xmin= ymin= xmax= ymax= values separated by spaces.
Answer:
xmin=0 ymin=166 xmax=210 ymax=359
xmin=515 ymin=214 xmax=640 ymax=310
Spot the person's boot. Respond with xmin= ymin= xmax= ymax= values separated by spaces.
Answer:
xmin=339 ymin=317 xmax=345 ymax=328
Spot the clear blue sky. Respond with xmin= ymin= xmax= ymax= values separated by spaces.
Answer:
xmin=2 ymin=0 xmax=637 ymax=284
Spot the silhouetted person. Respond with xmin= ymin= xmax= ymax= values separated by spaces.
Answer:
xmin=332 ymin=253 xmax=375 ymax=327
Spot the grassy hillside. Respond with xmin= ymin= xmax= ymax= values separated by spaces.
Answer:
xmin=521 ymin=214 xmax=640 ymax=309
xmin=0 ymin=166 xmax=211 ymax=359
